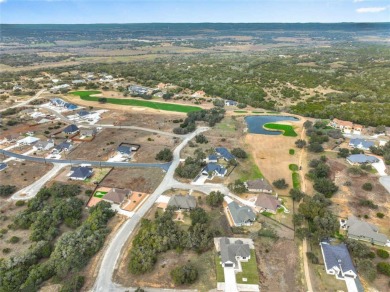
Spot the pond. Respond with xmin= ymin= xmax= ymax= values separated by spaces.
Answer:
xmin=245 ymin=115 xmax=299 ymax=135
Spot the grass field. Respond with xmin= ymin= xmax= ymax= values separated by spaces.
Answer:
xmin=264 ymin=123 xmax=298 ymax=137
xmin=215 ymin=254 xmax=225 ymax=282
xmin=70 ymin=91 xmax=202 ymax=113
xmin=289 ymin=149 xmax=295 ymax=155
xmin=236 ymin=250 xmax=259 ymax=284
xmin=93 ymin=191 xmax=107 ymax=198
xmin=239 ymin=154 xmax=263 ymax=181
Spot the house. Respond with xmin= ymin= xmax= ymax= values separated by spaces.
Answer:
xmin=349 ymin=138 xmax=374 ymax=151
xmin=227 ymin=201 xmax=256 ymax=226
xmin=346 ymin=154 xmax=379 ymax=165
xmin=254 ymin=193 xmax=281 ymax=213
xmin=103 ymin=188 xmax=130 ymax=205
xmin=206 ymin=154 xmax=218 ymax=163
xmin=50 ymin=98 xmax=66 ymax=107
xmin=345 ymin=215 xmax=388 ymax=246
xmin=52 ymin=141 xmax=72 ymax=154
xmin=330 ymin=118 xmax=353 ymax=133
xmin=117 ymin=145 xmax=132 ymax=158
xmin=320 ymin=241 xmax=361 ymax=291
xmin=79 ymin=128 xmax=97 ymax=137
xmin=33 ymin=140 xmax=54 ymax=151
xmin=219 ymin=237 xmax=251 ymax=271
xmin=50 ymin=84 xmax=70 ymax=92
xmin=224 ymin=100 xmax=238 ymax=106
xmin=63 ymin=124 xmax=79 ymax=135
xmin=68 ymin=166 xmax=93 ymax=180
xmin=353 ymin=124 xmax=363 ymax=135
xmin=4 ymin=134 xmax=19 ymax=143
xmin=0 ymin=162 xmax=7 ymax=172
xmin=64 ymin=103 xmax=78 ymax=110
xmin=201 ymin=163 xmax=227 ymax=177
xmin=72 ymin=79 xmax=86 ymax=84
xmin=18 ymin=136 xmax=40 ymax=145
xmin=167 ymin=194 xmax=197 ymax=210
xmin=245 ymin=179 xmax=273 ymax=193
xmin=77 ymin=110 xmax=90 ymax=118
xmin=215 ymin=147 xmax=235 ymax=161
xmin=128 ymin=85 xmax=149 ymax=95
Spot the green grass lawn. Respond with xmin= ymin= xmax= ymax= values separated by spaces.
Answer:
xmin=292 ymin=172 xmax=301 ymax=189
xmin=239 ymin=154 xmax=263 ymax=181
xmin=236 ymin=250 xmax=259 ymax=284
xmin=215 ymin=254 xmax=225 ymax=282
xmin=252 ymin=111 xmax=264 ymax=114
xmin=263 ymin=123 xmax=298 ymax=137
xmin=70 ymin=91 xmax=202 ymax=113
xmin=234 ymin=110 xmax=248 ymax=113
xmin=93 ymin=191 xmax=107 ymax=198
xmin=289 ymin=149 xmax=295 ymax=155
xmin=289 ymin=164 xmax=299 ymax=171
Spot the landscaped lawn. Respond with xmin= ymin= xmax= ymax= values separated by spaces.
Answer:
xmin=289 ymin=164 xmax=299 ymax=171
xmin=215 ymin=253 xmax=225 ymax=282
xmin=236 ymin=250 xmax=259 ymax=284
xmin=263 ymin=123 xmax=298 ymax=137
xmin=70 ymin=91 xmax=202 ymax=113
xmin=289 ymin=149 xmax=295 ymax=155
xmin=93 ymin=191 xmax=107 ymax=198
xmin=292 ymin=172 xmax=300 ymax=189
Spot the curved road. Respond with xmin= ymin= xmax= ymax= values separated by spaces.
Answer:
xmin=0 ymin=89 xmax=46 ymax=112
xmin=93 ymin=127 xmax=210 ymax=292
xmin=0 ymin=149 xmax=171 ymax=171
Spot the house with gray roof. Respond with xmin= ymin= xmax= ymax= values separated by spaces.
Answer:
xmin=227 ymin=201 xmax=256 ymax=226
xmin=167 ymin=195 xmax=197 ymax=210
xmin=345 ymin=215 xmax=388 ymax=246
xmin=68 ymin=166 xmax=93 ymax=181
xmin=117 ymin=145 xmax=132 ymax=158
xmin=52 ymin=141 xmax=72 ymax=154
xmin=63 ymin=124 xmax=79 ymax=135
xmin=255 ymin=193 xmax=281 ymax=214
xmin=33 ymin=140 xmax=54 ymax=151
xmin=320 ymin=242 xmax=363 ymax=292
xmin=103 ymin=188 xmax=130 ymax=205
xmin=346 ymin=154 xmax=379 ymax=165
xmin=201 ymin=163 xmax=227 ymax=177
xmin=245 ymin=178 xmax=273 ymax=193
xmin=349 ymin=138 xmax=374 ymax=151
xmin=80 ymin=128 xmax=97 ymax=137
xmin=206 ymin=154 xmax=218 ymax=163
xmin=219 ymin=237 xmax=251 ymax=271
xmin=215 ymin=147 xmax=235 ymax=161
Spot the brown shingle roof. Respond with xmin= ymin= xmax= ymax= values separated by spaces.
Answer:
xmin=333 ymin=118 xmax=353 ymax=128
xmin=246 ymin=179 xmax=272 ymax=192
xmin=255 ymin=193 xmax=280 ymax=212
xmin=103 ymin=188 xmax=130 ymax=204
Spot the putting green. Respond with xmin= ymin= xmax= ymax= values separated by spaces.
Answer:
xmin=93 ymin=191 xmax=108 ymax=198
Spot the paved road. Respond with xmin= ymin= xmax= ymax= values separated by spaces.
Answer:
xmin=93 ymin=127 xmax=210 ymax=292
xmin=9 ymin=163 xmax=68 ymax=201
xmin=379 ymin=176 xmax=390 ymax=194
xmin=0 ymin=149 xmax=171 ymax=171
xmin=0 ymin=89 xmax=46 ymax=113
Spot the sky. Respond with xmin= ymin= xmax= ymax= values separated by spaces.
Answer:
xmin=0 ymin=0 xmax=389 ymax=24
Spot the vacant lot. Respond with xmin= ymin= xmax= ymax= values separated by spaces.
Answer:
xmin=68 ymin=128 xmax=177 ymax=162
xmin=70 ymin=91 xmax=202 ymax=113
xmin=0 ymin=160 xmax=53 ymax=191
xmin=256 ymin=237 xmax=303 ymax=292
xmin=101 ymin=167 xmax=164 ymax=193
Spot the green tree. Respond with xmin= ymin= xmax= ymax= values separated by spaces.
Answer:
xmin=295 ymin=139 xmax=307 ymax=148
xmin=0 ymin=185 xmax=17 ymax=197
xmin=357 ymin=260 xmax=377 ymax=282
xmin=272 ymin=179 xmax=289 ymax=189
xmin=377 ymin=262 xmax=390 ymax=277
xmin=170 ymin=264 xmax=198 ymax=285
xmin=231 ymin=148 xmax=248 ymax=159
xmin=155 ymin=148 xmax=173 ymax=162
xmin=205 ymin=191 xmax=224 ymax=207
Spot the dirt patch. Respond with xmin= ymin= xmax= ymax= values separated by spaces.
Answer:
xmin=68 ymin=128 xmax=177 ymax=162
xmin=121 ymin=192 xmax=149 ymax=212
xmin=101 ymin=168 xmax=165 ymax=193
xmin=256 ymin=238 xmax=303 ymax=292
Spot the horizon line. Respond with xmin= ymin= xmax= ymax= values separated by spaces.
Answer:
xmin=2 ymin=21 xmax=390 ymax=25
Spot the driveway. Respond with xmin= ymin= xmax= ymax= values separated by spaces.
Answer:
xmin=223 ymin=267 xmax=238 ymax=292
xmin=379 ymin=176 xmax=390 ymax=194
xmin=372 ymin=157 xmax=387 ymax=176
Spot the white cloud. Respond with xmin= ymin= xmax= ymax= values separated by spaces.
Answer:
xmin=0 ymin=0 xmax=7 ymax=3
xmin=353 ymin=0 xmax=365 ymax=3
xmin=356 ymin=6 xmax=387 ymax=13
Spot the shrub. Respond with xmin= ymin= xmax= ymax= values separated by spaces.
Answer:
xmin=195 ymin=134 xmax=208 ymax=144
xmin=205 ymin=191 xmax=224 ymax=207
xmin=0 ymin=185 xmax=17 ymax=197
xmin=306 ymin=252 xmax=319 ymax=264
xmin=155 ymin=148 xmax=173 ymax=162
xmin=295 ymin=139 xmax=306 ymax=148
xmin=15 ymin=201 xmax=25 ymax=207
xmin=377 ymin=249 xmax=390 ymax=259
xmin=231 ymin=148 xmax=248 ymax=159
xmin=272 ymin=179 xmax=289 ymax=189
xmin=377 ymin=212 xmax=385 ymax=218
xmin=313 ymin=178 xmax=338 ymax=197
xmin=258 ymin=227 xmax=278 ymax=239
xmin=289 ymin=189 xmax=305 ymax=202
xmin=362 ymin=182 xmax=373 ymax=191
xmin=9 ymin=236 xmax=20 ymax=244
xmin=307 ymin=142 xmax=324 ymax=153
xmin=2 ymin=248 xmax=11 ymax=254
xmin=359 ymin=199 xmax=378 ymax=209
xmin=377 ymin=262 xmax=390 ymax=277
xmin=170 ymin=264 xmax=198 ymax=285
xmin=60 ymin=275 xmax=85 ymax=292
xmin=228 ymin=180 xmax=248 ymax=194
xmin=338 ymin=148 xmax=350 ymax=158
xmin=358 ymin=259 xmax=377 ymax=282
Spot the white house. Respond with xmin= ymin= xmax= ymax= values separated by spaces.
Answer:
xmin=33 ymin=140 xmax=54 ymax=151
xmin=18 ymin=136 xmax=40 ymax=145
